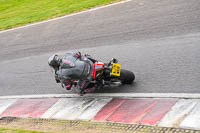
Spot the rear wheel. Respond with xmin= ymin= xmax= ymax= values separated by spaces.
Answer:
xmin=119 ymin=69 xmax=135 ymax=84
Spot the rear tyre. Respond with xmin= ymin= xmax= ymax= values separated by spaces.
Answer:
xmin=119 ymin=69 xmax=135 ymax=84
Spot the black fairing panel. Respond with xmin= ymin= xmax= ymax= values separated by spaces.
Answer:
xmin=59 ymin=53 xmax=92 ymax=80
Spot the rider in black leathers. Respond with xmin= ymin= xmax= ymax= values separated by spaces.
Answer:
xmin=48 ymin=52 xmax=96 ymax=94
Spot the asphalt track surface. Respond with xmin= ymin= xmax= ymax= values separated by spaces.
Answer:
xmin=0 ymin=0 xmax=200 ymax=96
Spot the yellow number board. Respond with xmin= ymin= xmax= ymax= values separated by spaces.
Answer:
xmin=112 ymin=63 xmax=121 ymax=76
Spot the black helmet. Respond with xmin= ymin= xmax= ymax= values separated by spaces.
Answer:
xmin=48 ymin=54 xmax=61 ymax=69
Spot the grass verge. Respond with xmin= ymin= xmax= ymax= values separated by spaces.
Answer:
xmin=0 ymin=0 xmax=122 ymax=30
xmin=0 ymin=117 xmax=197 ymax=133
xmin=0 ymin=127 xmax=49 ymax=133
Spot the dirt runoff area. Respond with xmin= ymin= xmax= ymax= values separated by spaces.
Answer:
xmin=0 ymin=117 xmax=198 ymax=133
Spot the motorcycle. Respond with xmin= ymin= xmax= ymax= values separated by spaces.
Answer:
xmin=89 ymin=58 xmax=135 ymax=88
xmin=67 ymin=57 xmax=135 ymax=94
xmin=49 ymin=53 xmax=135 ymax=94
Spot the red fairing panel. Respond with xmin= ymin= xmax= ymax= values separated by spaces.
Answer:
xmin=92 ymin=62 xmax=105 ymax=79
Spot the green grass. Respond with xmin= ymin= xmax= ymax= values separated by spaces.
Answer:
xmin=0 ymin=0 xmax=122 ymax=30
xmin=0 ymin=128 xmax=51 ymax=133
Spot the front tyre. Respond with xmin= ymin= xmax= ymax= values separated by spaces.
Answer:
xmin=119 ymin=69 xmax=135 ymax=84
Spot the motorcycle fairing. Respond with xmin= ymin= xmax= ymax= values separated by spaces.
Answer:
xmin=92 ymin=62 xmax=105 ymax=79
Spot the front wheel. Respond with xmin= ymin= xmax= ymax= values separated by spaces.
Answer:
xmin=119 ymin=69 xmax=135 ymax=84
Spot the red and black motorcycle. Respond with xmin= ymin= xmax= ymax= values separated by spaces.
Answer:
xmin=90 ymin=58 xmax=135 ymax=89
xmin=49 ymin=53 xmax=135 ymax=94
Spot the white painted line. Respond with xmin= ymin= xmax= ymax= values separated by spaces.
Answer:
xmin=180 ymin=100 xmax=200 ymax=130
xmin=41 ymin=98 xmax=73 ymax=119
xmin=1 ymin=93 xmax=200 ymax=99
xmin=0 ymin=0 xmax=132 ymax=34
xmin=78 ymin=98 xmax=112 ymax=120
xmin=85 ymin=93 xmax=200 ymax=99
xmin=0 ymin=94 xmax=78 ymax=99
xmin=158 ymin=99 xmax=198 ymax=127
xmin=42 ymin=98 xmax=111 ymax=120
xmin=0 ymin=99 xmax=18 ymax=115
xmin=51 ymin=98 xmax=96 ymax=120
